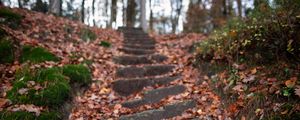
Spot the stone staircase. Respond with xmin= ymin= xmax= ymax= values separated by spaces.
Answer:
xmin=113 ymin=27 xmax=196 ymax=119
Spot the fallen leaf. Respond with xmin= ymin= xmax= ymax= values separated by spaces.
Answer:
xmin=18 ymin=88 xmax=29 ymax=95
xmin=251 ymin=68 xmax=257 ymax=74
xmin=242 ymin=75 xmax=256 ymax=83
xmin=0 ymin=98 xmax=8 ymax=108
xmin=285 ymin=77 xmax=297 ymax=88
xmin=232 ymin=84 xmax=245 ymax=92
xmin=295 ymin=86 xmax=300 ymax=97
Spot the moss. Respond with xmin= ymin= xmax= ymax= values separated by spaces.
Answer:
xmin=99 ymin=41 xmax=111 ymax=47
xmin=0 ymin=38 xmax=14 ymax=63
xmin=20 ymin=45 xmax=59 ymax=63
xmin=62 ymin=64 xmax=92 ymax=86
xmin=7 ymin=67 xmax=70 ymax=108
xmin=0 ymin=8 xmax=22 ymax=29
xmin=80 ymin=28 xmax=97 ymax=42
xmin=0 ymin=111 xmax=60 ymax=120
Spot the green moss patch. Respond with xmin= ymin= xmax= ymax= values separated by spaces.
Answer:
xmin=99 ymin=41 xmax=111 ymax=47
xmin=0 ymin=111 xmax=59 ymax=120
xmin=7 ymin=67 xmax=70 ymax=108
xmin=0 ymin=38 xmax=14 ymax=63
xmin=80 ymin=28 xmax=97 ymax=42
xmin=0 ymin=8 xmax=22 ymax=29
xmin=20 ymin=45 xmax=59 ymax=63
xmin=62 ymin=64 xmax=92 ymax=86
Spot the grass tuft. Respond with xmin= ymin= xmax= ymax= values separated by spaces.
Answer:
xmin=20 ymin=45 xmax=59 ymax=63
xmin=0 ymin=37 xmax=14 ymax=63
xmin=79 ymin=28 xmax=97 ymax=42
xmin=7 ymin=67 xmax=70 ymax=108
xmin=62 ymin=64 xmax=92 ymax=86
xmin=0 ymin=111 xmax=60 ymax=120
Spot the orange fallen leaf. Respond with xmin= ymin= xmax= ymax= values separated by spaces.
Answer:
xmin=0 ymin=98 xmax=8 ymax=108
xmin=285 ymin=77 xmax=297 ymax=88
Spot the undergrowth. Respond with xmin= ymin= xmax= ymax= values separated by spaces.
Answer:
xmin=20 ymin=45 xmax=59 ymax=63
xmin=195 ymin=0 xmax=300 ymax=119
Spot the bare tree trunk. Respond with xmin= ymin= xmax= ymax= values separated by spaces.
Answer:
xmin=18 ymin=0 xmax=23 ymax=8
xmin=81 ymin=0 xmax=85 ymax=23
xmin=92 ymin=0 xmax=96 ymax=26
xmin=109 ymin=0 xmax=117 ymax=28
xmin=171 ymin=0 xmax=182 ymax=33
xmin=140 ymin=0 xmax=147 ymax=31
xmin=49 ymin=0 xmax=62 ymax=15
xmin=237 ymin=0 xmax=242 ymax=17
xmin=149 ymin=0 xmax=154 ymax=31
xmin=126 ymin=0 xmax=137 ymax=27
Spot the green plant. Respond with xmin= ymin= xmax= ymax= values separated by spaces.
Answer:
xmin=7 ymin=67 xmax=70 ymax=108
xmin=0 ymin=111 xmax=60 ymax=120
xmin=62 ymin=64 xmax=92 ymax=86
xmin=99 ymin=41 xmax=111 ymax=47
xmin=0 ymin=8 xmax=22 ymax=29
xmin=20 ymin=45 xmax=59 ymax=63
xmin=0 ymin=38 xmax=14 ymax=63
xmin=80 ymin=28 xmax=97 ymax=42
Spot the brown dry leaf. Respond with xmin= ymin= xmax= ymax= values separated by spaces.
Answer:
xmin=242 ymin=75 xmax=256 ymax=83
xmin=285 ymin=77 xmax=297 ymax=88
xmin=295 ymin=86 xmax=300 ymax=97
xmin=18 ymin=88 xmax=29 ymax=95
xmin=251 ymin=68 xmax=257 ymax=74
xmin=232 ymin=84 xmax=245 ymax=92
xmin=0 ymin=98 xmax=9 ymax=108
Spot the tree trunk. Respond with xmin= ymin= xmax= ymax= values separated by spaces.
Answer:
xmin=92 ymin=0 xmax=96 ymax=26
xmin=237 ymin=0 xmax=242 ymax=17
xmin=49 ymin=0 xmax=62 ymax=16
xmin=18 ymin=0 xmax=23 ymax=8
xmin=171 ymin=0 xmax=182 ymax=33
xmin=81 ymin=0 xmax=85 ymax=23
xmin=140 ymin=0 xmax=147 ymax=31
xmin=109 ymin=0 xmax=117 ymax=28
xmin=149 ymin=0 xmax=154 ymax=31
xmin=126 ymin=0 xmax=137 ymax=27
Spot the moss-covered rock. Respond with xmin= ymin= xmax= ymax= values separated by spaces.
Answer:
xmin=20 ymin=45 xmax=59 ymax=63
xmin=0 ymin=8 xmax=22 ymax=29
xmin=62 ymin=64 xmax=92 ymax=86
xmin=0 ymin=111 xmax=60 ymax=120
xmin=7 ymin=67 xmax=70 ymax=108
xmin=0 ymin=37 xmax=14 ymax=63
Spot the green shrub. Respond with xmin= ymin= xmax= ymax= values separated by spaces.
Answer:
xmin=0 ymin=111 xmax=60 ymax=120
xmin=0 ymin=38 xmax=14 ymax=63
xmin=7 ymin=67 xmax=70 ymax=108
xmin=62 ymin=64 xmax=92 ymax=86
xmin=80 ymin=28 xmax=97 ymax=42
xmin=20 ymin=45 xmax=59 ymax=63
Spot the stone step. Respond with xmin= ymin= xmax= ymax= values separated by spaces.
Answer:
xmin=119 ymin=100 xmax=196 ymax=120
xmin=113 ymin=54 xmax=167 ymax=65
xmin=116 ymin=65 xmax=175 ymax=78
xmin=123 ymin=40 xmax=156 ymax=44
xmin=112 ymin=75 xmax=181 ymax=96
xmin=119 ymin=47 xmax=155 ymax=55
xmin=122 ymin=85 xmax=186 ymax=108
xmin=123 ymin=43 xmax=155 ymax=50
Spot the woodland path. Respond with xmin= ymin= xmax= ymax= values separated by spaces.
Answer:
xmin=113 ymin=27 xmax=195 ymax=119
xmin=70 ymin=27 xmax=226 ymax=120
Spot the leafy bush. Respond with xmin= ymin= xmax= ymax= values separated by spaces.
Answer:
xmin=196 ymin=1 xmax=300 ymax=64
xmin=20 ymin=45 xmax=59 ymax=63
xmin=80 ymin=28 xmax=97 ymax=42
xmin=62 ymin=64 xmax=92 ymax=86
xmin=0 ymin=38 xmax=14 ymax=63
xmin=0 ymin=111 xmax=59 ymax=120
xmin=7 ymin=67 xmax=70 ymax=108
